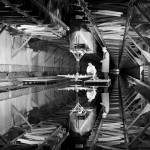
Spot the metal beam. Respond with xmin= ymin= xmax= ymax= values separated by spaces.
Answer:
xmin=122 ymin=84 xmax=131 ymax=97
xmin=128 ymin=121 xmax=150 ymax=148
xmin=44 ymin=93 xmax=56 ymax=107
xmin=130 ymin=24 xmax=150 ymax=48
xmin=127 ymin=35 xmax=150 ymax=63
xmin=0 ymin=134 xmax=7 ymax=144
xmin=54 ymin=50 xmax=68 ymax=64
xmin=125 ymin=51 xmax=137 ymax=65
xmin=0 ymin=0 xmax=62 ymax=37
xmin=125 ymin=47 xmax=141 ymax=65
xmin=124 ymin=52 xmax=136 ymax=66
xmin=32 ymin=50 xmax=41 ymax=61
xmin=29 ymin=0 xmax=69 ymax=31
xmin=11 ymin=105 xmax=33 ymax=128
xmin=124 ymin=93 xmax=140 ymax=111
xmin=124 ymin=91 xmax=137 ymax=106
xmin=77 ymin=0 xmax=105 ymax=47
xmin=127 ymin=103 xmax=150 ymax=130
xmin=0 ymin=0 xmax=41 ymax=24
xmin=12 ymin=35 xmax=33 ymax=58
xmin=90 ymin=27 xmax=105 ymax=47
xmin=36 ymin=125 xmax=63 ymax=150
xmin=135 ymin=4 xmax=150 ymax=24
xmin=119 ymin=0 xmax=134 ymax=68
xmin=127 ymin=44 xmax=140 ymax=58
xmin=123 ymin=90 xmax=136 ymax=103
xmin=127 ymin=34 xmax=144 ymax=53
xmin=32 ymin=98 xmax=40 ymax=109
xmin=54 ymin=91 xmax=67 ymax=105
xmin=125 ymin=102 xmax=139 ymax=119
xmin=125 ymin=46 xmax=134 ymax=57
xmin=62 ymin=53 xmax=73 ymax=64
xmin=118 ymin=76 xmax=129 ymax=147
xmin=45 ymin=47 xmax=58 ymax=62
xmin=80 ymin=57 xmax=89 ymax=64
xmin=0 ymin=24 xmax=7 ymax=34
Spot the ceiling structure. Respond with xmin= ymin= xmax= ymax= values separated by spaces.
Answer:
xmin=0 ymin=0 xmax=150 ymax=70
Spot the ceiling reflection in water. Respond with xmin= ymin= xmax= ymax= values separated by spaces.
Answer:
xmin=0 ymin=79 xmax=110 ymax=149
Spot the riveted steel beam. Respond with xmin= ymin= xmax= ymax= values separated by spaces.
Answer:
xmin=125 ymin=47 xmax=141 ymax=65
xmin=127 ymin=103 xmax=150 ymax=130
xmin=130 ymin=24 xmax=150 ymax=47
xmin=45 ymin=47 xmax=59 ymax=63
xmin=127 ymin=44 xmax=140 ymax=58
xmin=12 ymin=35 xmax=33 ymax=58
xmin=119 ymin=0 xmax=134 ymax=68
xmin=127 ymin=34 xmax=144 ymax=53
xmin=128 ymin=121 xmax=150 ymax=148
xmin=77 ymin=0 xmax=105 ymax=47
xmin=0 ymin=24 xmax=7 ymax=34
xmin=0 ymin=0 xmax=62 ymax=37
xmin=29 ymin=0 xmax=69 ymax=31
xmin=124 ymin=51 xmax=136 ymax=66
xmin=32 ymin=50 xmax=41 ymax=61
xmin=62 ymin=53 xmax=74 ymax=64
xmin=135 ymin=3 xmax=150 ymax=24
xmin=54 ymin=50 xmax=68 ymax=64
xmin=11 ymin=104 xmax=33 ymax=128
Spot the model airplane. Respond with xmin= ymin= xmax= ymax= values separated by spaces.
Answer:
xmin=57 ymin=84 xmax=92 ymax=92
xmin=58 ymin=72 xmax=91 ymax=81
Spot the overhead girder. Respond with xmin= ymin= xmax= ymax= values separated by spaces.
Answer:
xmin=135 ymin=3 xmax=150 ymax=24
xmin=77 ymin=0 xmax=106 ymax=47
xmin=126 ymin=44 xmax=141 ymax=58
xmin=119 ymin=0 xmax=150 ymax=69
xmin=88 ymin=3 xmax=128 ymax=12
xmin=0 ymin=0 xmax=68 ymax=39
xmin=12 ymin=35 xmax=33 ymax=58
xmin=119 ymin=0 xmax=135 ymax=68
xmin=0 ymin=0 xmax=42 ymax=24
xmin=120 ymin=53 xmax=135 ymax=69
xmin=29 ymin=0 xmax=69 ymax=31
xmin=45 ymin=47 xmax=59 ymax=63
xmin=119 ymin=75 xmax=150 ymax=149
xmin=126 ymin=49 xmax=138 ymax=65
xmin=0 ymin=24 xmax=7 ymax=34
xmin=130 ymin=24 xmax=150 ymax=47
xmin=77 ymin=0 xmax=129 ymax=68
xmin=124 ymin=51 xmax=137 ymax=66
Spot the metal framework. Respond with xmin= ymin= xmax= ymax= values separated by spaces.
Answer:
xmin=77 ymin=0 xmax=105 ymax=47
xmin=12 ymin=35 xmax=33 ymax=58
xmin=119 ymin=75 xmax=150 ymax=149
xmin=119 ymin=1 xmax=150 ymax=69
xmin=29 ymin=0 xmax=69 ymax=31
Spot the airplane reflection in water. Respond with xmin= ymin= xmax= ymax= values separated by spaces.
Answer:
xmin=58 ymin=83 xmax=110 ymax=150
xmin=69 ymin=93 xmax=96 ymax=136
xmin=0 ymin=79 xmax=110 ymax=149
xmin=0 ymin=81 xmax=71 ymax=136
xmin=58 ymin=85 xmax=99 ymax=136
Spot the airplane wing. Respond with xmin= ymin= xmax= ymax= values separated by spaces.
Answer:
xmin=57 ymin=74 xmax=91 ymax=79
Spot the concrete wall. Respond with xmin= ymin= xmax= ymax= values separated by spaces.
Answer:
xmin=0 ymin=82 xmax=73 ymax=135
xmin=0 ymin=30 xmax=76 ymax=76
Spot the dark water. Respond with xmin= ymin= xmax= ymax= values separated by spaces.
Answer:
xmin=0 ymin=80 xmax=105 ymax=149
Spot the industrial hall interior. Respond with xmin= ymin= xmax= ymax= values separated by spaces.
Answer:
xmin=1 ymin=0 xmax=150 ymax=149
